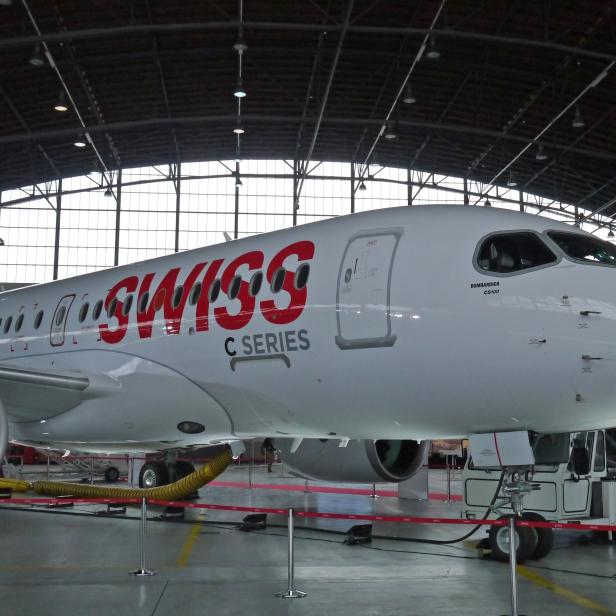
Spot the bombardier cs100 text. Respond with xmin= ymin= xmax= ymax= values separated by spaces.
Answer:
xmin=1 ymin=205 xmax=615 ymax=485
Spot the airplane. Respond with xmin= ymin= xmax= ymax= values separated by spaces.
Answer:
xmin=1 ymin=204 xmax=616 ymax=489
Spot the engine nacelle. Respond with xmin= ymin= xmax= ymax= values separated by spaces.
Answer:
xmin=275 ymin=438 xmax=428 ymax=483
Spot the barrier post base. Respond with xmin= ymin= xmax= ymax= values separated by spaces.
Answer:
xmin=130 ymin=568 xmax=156 ymax=577
xmin=275 ymin=590 xmax=306 ymax=599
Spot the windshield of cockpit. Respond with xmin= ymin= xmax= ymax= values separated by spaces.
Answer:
xmin=547 ymin=231 xmax=616 ymax=267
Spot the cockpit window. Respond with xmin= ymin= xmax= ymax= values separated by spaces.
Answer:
xmin=476 ymin=232 xmax=556 ymax=274
xmin=547 ymin=231 xmax=616 ymax=267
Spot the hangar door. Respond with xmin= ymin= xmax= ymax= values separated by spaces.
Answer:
xmin=335 ymin=228 xmax=402 ymax=350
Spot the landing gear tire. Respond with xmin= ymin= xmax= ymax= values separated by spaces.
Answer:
xmin=139 ymin=461 xmax=170 ymax=488
xmin=489 ymin=515 xmax=538 ymax=564
xmin=104 ymin=466 xmax=120 ymax=482
xmin=523 ymin=512 xmax=554 ymax=560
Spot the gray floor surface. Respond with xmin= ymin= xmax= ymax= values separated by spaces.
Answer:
xmin=0 ymin=464 xmax=615 ymax=616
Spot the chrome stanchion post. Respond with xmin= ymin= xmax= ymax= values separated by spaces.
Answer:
xmin=446 ymin=455 xmax=452 ymax=503
xmin=130 ymin=497 xmax=156 ymax=576
xmin=249 ymin=440 xmax=254 ymax=489
xmin=304 ymin=479 xmax=309 ymax=494
xmin=501 ymin=515 xmax=526 ymax=616
xmin=90 ymin=456 xmax=94 ymax=484
xmin=369 ymin=483 xmax=379 ymax=499
xmin=276 ymin=508 xmax=306 ymax=598
xmin=46 ymin=454 xmax=50 ymax=480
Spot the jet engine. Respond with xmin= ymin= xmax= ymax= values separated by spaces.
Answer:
xmin=274 ymin=438 xmax=428 ymax=483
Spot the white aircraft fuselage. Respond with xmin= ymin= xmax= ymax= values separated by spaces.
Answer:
xmin=2 ymin=205 xmax=615 ymax=453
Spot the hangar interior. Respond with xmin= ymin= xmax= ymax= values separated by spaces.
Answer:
xmin=1 ymin=1 xmax=616 ymax=615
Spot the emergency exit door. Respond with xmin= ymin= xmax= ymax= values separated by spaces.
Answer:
xmin=335 ymin=228 xmax=403 ymax=350
xmin=50 ymin=294 xmax=74 ymax=347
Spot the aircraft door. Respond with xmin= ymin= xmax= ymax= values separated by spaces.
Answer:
xmin=335 ymin=228 xmax=403 ymax=349
xmin=50 ymin=294 xmax=75 ymax=347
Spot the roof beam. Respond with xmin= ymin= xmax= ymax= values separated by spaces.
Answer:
xmin=2 ymin=23 xmax=616 ymax=64
xmin=2 ymin=114 xmax=616 ymax=164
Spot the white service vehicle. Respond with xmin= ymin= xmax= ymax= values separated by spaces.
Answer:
xmin=463 ymin=429 xmax=616 ymax=561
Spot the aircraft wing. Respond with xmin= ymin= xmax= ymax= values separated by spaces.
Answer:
xmin=0 ymin=363 xmax=113 ymax=422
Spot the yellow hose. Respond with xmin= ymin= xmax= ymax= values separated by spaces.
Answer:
xmin=0 ymin=449 xmax=232 ymax=500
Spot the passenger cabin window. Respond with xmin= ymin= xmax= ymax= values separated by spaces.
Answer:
xmin=249 ymin=271 xmax=263 ymax=297
xmin=228 ymin=275 xmax=242 ymax=300
xmin=107 ymin=298 xmax=117 ymax=318
xmin=15 ymin=314 xmax=24 ymax=333
xmin=34 ymin=310 xmax=44 ymax=329
xmin=172 ymin=286 xmax=183 ymax=309
xmin=54 ymin=308 xmax=65 ymax=327
xmin=138 ymin=292 xmax=149 ymax=313
xmin=3 ymin=316 xmax=12 ymax=334
xmin=123 ymin=294 xmax=133 ymax=316
xmin=78 ymin=302 xmax=89 ymax=323
xmin=477 ymin=232 xmax=556 ymax=274
xmin=92 ymin=301 xmax=103 ymax=320
xmin=547 ymin=231 xmax=616 ymax=267
xmin=295 ymin=263 xmax=310 ymax=290
xmin=189 ymin=283 xmax=201 ymax=306
xmin=271 ymin=268 xmax=286 ymax=293
xmin=209 ymin=279 xmax=221 ymax=303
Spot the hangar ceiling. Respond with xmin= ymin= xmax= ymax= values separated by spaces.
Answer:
xmin=1 ymin=1 xmax=616 ymax=218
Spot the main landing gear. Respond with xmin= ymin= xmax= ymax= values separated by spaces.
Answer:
xmin=138 ymin=458 xmax=197 ymax=492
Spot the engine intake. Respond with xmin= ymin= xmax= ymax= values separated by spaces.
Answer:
xmin=275 ymin=438 xmax=428 ymax=483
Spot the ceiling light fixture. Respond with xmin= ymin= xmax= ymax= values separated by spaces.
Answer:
xmin=608 ymin=227 xmax=615 ymax=239
xmin=235 ymin=174 xmax=243 ymax=187
xmin=535 ymin=144 xmax=548 ymax=161
xmin=572 ymin=106 xmax=585 ymax=129
xmin=233 ymin=38 xmax=248 ymax=53
xmin=484 ymin=199 xmax=491 ymax=207
xmin=506 ymin=172 xmax=517 ymax=187
xmin=0 ymin=238 xmax=5 ymax=246
xmin=104 ymin=187 xmax=113 ymax=197
xmin=358 ymin=180 xmax=367 ymax=191
xmin=383 ymin=122 xmax=397 ymax=140
xmin=233 ymin=126 xmax=245 ymax=135
xmin=402 ymin=84 xmax=416 ymax=104
xmin=73 ymin=134 xmax=86 ymax=148
xmin=54 ymin=90 xmax=68 ymax=112
xmin=426 ymin=36 xmax=440 ymax=60
xmin=29 ymin=44 xmax=45 ymax=67
xmin=234 ymin=78 xmax=247 ymax=98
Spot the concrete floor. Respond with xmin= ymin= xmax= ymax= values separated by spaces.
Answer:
xmin=0 ymin=464 xmax=615 ymax=616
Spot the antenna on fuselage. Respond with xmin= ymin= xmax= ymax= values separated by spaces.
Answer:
xmin=223 ymin=232 xmax=233 ymax=242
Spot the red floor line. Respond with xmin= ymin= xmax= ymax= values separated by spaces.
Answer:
xmin=208 ymin=480 xmax=462 ymax=501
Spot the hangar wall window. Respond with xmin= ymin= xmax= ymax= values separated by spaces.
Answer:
xmin=0 ymin=160 xmax=612 ymax=285
xmin=58 ymin=186 xmax=115 ymax=279
xmin=547 ymin=231 xmax=616 ymax=267
xmin=477 ymin=233 xmax=556 ymax=274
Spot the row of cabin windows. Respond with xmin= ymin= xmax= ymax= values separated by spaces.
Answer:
xmin=0 ymin=264 xmax=310 ymax=334
xmin=476 ymin=230 xmax=616 ymax=274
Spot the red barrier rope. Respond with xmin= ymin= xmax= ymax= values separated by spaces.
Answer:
xmin=1 ymin=496 xmax=615 ymax=531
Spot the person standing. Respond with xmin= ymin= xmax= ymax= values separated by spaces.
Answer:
xmin=262 ymin=438 xmax=276 ymax=472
